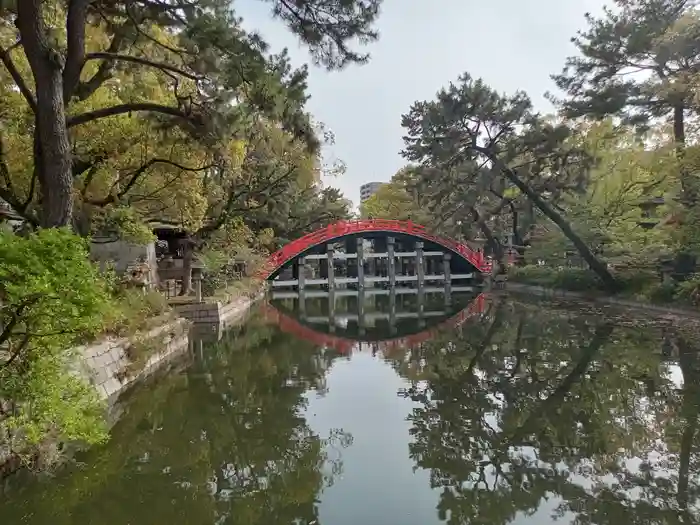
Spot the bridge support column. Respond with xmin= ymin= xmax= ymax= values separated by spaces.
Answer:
xmin=443 ymin=252 xmax=452 ymax=300
xmin=389 ymin=286 xmax=396 ymax=335
xmin=298 ymin=293 xmax=306 ymax=320
xmin=328 ymin=295 xmax=336 ymax=329
xmin=326 ymin=245 xmax=335 ymax=289
xmin=387 ymin=237 xmax=396 ymax=287
xmin=358 ymin=287 xmax=366 ymax=335
xmin=298 ymin=257 xmax=306 ymax=291
xmin=415 ymin=241 xmax=424 ymax=288
xmin=356 ymin=237 xmax=364 ymax=289
xmin=417 ymin=285 xmax=426 ymax=329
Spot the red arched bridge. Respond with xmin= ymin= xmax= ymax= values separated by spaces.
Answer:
xmin=258 ymin=219 xmax=492 ymax=280
xmin=263 ymin=292 xmax=487 ymax=354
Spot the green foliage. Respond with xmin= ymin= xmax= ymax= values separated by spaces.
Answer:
xmin=0 ymin=0 xmax=376 ymax=229
xmin=103 ymin=289 xmax=171 ymax=337
xmin=552 ymin=0 xmax=700 ymax=258
xmin=0 ymin=228 xmax=113 ymax=450
xmin=641 ymin=281 xmax=679 ymax=304
xmin=91 ymin=207 xmax=155 ymax=244
xmin=509 ymin=265 xmax=605 ymax=292
xmin=551 ymin=0 xmax=700 ymax=132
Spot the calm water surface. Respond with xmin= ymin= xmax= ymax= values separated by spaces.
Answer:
xmin=3 ymin=292 xmax=700 ymax=524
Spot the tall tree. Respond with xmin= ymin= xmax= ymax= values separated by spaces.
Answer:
xmin=1 ymin=0 xmax=383 ymax=227
xmin=401 ymin=73 xmax=621 ymax=290
xmin=551 ymin=0 xmax=700 ymax=253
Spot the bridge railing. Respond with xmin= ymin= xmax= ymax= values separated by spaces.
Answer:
xmin=259 ymin=220 xmax=492 ymax=278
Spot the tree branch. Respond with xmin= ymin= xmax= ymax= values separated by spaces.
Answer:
xmin=0 ymin=44 xmax=37 ymax=113
xmin=0 ymin=332 xmax=31 ymax=371
xmin=84 ymin=52 xmax=204 ymax=81
xmin=63 ymin=0 xmax=91 ymax=102
xmin=75 ymin=26 xmax=129 ymax=100
xmin=66 ymin=103 xmax=191 ymax=128
xmin=0 ymin=296 xmax=40 ymax=349
xmin=86 ymin=157 xmax=213 ymax=206
xmin=198 ymin=164 xmax=298 ymax=236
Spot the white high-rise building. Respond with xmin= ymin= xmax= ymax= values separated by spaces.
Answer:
xmin=360 ymin=182 xmax=383 ymax=202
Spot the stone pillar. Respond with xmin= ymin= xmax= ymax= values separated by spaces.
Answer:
xmin=356 ymin=237 xmax=365 ymax=289
xmin=345 ymin=238 xmax=357 ymax=279
xmin=388 ymin=236 xmax=396 ymax=287
xmin=192 ymin=268 xmax=203 ymax=302
xmin=298 ymin=257 xmax=306 ymax=290
xmin=195 ymin=278 xmax=202 ymax=302
xmin=415 ymin=241 xmax=424 ymax=288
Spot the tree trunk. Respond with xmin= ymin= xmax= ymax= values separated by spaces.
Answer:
xmin=469 ymin=206 xmax=505 ymax=276
xmin=479 ymin=149 xmax=620 ymax=292
xmin=17 ymin=1 xmax=74 ymax=228
xmin=676 ymin=336 xmax=700 ymax=511
xmin=179 ymin=238 xmax=194 ymax=296
xmin=507 ymin=323 xmax=614 ymax=445
xmin=673 ymin=104 xmax=692 ymax=202
xmin=511 ymin=172 xmax=618 ymax=290
xmin=672 ymin=104 xmax=700 ymax=272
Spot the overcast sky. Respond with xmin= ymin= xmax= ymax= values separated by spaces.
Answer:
xmin=236 ymin=0 xmax=609 ymax=207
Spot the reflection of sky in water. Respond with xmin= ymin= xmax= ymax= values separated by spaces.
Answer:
xmin=305 ymin=351 xmax=560 ymax=525
xmin=305 ymin=352 xmax=439 ymax=525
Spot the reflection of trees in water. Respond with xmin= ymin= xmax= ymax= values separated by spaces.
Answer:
xmin=1 ymin=310 xmax=350 ymax=525
xmin=388 ymin=299 xmax=700 ymax=525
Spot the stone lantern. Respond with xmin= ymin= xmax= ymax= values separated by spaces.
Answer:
xmin=636 ymin=197 xmax=664 ymax=230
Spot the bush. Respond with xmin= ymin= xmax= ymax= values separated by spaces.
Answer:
xmin=639 ymin=281 xmax=678 ymax=304
xmin=509 ymin=266 xmax=604 ymax=292
xmin=0 ymin=228 xmax=114 ymax=453
xmin=103 ymin=288 xmax=171 ymax=336
xmin=614 ymin=268 xmax=659 ymax=294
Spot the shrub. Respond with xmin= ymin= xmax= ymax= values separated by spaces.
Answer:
xmin=642 ymin=281 xmax=678 ymax=304
xmin=103 ymin=288 xmax=171 ymax=336
xmin=614 ymin=268 xmax=659 ymax=294
xmin=509 ymin=266 xmax=604 ymax=292
xmin=0 ymin=228 xmax=114 ymax=452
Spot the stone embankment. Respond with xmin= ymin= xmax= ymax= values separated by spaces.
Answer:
xmin=1 ymin=290 xmax=264 ymax=479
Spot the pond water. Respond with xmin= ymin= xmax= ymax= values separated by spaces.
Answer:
xmin=2 ymin=292 xmax=700 ymax=525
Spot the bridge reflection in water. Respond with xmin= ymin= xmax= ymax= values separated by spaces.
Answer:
xmin=264 ymin=290 xmax=487 ymax=355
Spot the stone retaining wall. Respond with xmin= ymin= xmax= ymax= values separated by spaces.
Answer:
xmin=174 ymin=290 xmax=265 ymax=325
xmin=77 ymin=317 xmax=191 ymax=401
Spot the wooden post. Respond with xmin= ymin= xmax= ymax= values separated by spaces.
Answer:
xmin=388 ymin=236 xmax=396 ymax=287
xmin=443 ymin=252 xmax=452 ymax=298
xmin=298 ymin=257 xmax=306 ymax=290
xmin=415 ymin=241 xmax=424 ymax=288
xmin=356 ymin=237 xmax=364 ymax=289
